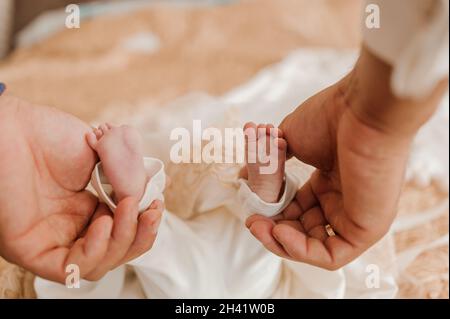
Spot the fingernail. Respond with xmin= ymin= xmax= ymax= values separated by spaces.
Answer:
xmin=151 ymin=218 xmax=161 ymax=235
xmin=151 ymin=200 xmax=163 ymax=210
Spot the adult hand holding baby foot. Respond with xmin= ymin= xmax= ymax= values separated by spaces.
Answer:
xmin=246 ymin=47 xmax=448 ymax=270
xmin=0 ymin=94 xmax=164 ymax=283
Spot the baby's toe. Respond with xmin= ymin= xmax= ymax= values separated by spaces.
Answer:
xmin=269 ymin=127 xmax=283 ymax=138
xmin=99 ymin=123 xmax=110 ymax=134
xmin=244 ymin=122 xmax=258 ymax=142
xmin=257 ymin=124 xmax=267 ymax=137
xmin=274 ymin=137 xmax=287 ymax=152
xmin=265 ymin=124 xmax=274 ymax=135
xmin=244 ymin=122 xmax=257 ymax=131
xmin=86 ymin=131 xmax=99 ymax=150
xmin=94 ymin=128 xmax=103 ymax=139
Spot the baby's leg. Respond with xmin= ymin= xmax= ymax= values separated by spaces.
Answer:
xmin=86 ymin=124 xmax=148 ymax=201
xmin=243 ymin=122 xmax=287 ymax=203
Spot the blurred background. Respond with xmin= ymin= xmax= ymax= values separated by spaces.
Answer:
xmin=0 ymin=0 xmax=361 ymax=121
xmin=0 ymin=0 xmax=448 ymax=299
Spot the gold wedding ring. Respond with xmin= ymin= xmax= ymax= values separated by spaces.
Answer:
xmin=325 ymin=224 xmax=336 ymax=237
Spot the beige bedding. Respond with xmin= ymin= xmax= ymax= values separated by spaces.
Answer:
xmin=0 ymin=0 xmax=447 ymax=298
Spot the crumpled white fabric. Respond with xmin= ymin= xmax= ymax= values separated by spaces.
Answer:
xmin=90 ymin=157 xmax=166 ymax=213
xmin=237 ymin=171 xmax=300 ymax=218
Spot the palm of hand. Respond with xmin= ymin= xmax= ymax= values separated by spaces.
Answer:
xmin=247 ymin=84 xmax=409 ymax=269
xmin=0 ymin=96 xmax=98 ymax=278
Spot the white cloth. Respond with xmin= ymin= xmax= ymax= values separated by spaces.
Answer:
xmin=363 ymin=0 xmax=449 ymax=99
xmin=237 ymin=171 xmax=300 ymax=218
xmin=90 ymin=157 xmax=165 ymax=213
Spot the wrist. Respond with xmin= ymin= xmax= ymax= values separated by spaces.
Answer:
xmin=341 ymin=46 xmax=446 ymax=140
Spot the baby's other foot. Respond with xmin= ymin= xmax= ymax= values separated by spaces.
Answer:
xmin=86 ymin=123 xmax=148 ymax=202
xmin=244 ymin=122 xmax=287 ymax=203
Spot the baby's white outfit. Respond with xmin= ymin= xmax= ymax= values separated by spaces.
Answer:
xmin=90 ymin=157 xmax=166 ymax=214
xmin=34 ymin=158 xmax=312 ymax=298
xmin=237 ymin=172 xmax=300 ymax=218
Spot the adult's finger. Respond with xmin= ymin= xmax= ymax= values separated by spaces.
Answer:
xmin=299 ymin=207 xmax=327 ymax=233
xmin=65 ymin=205 xmax=113 ymax=279
xmin=278 ymin=93 xmax=336 ymax=170
xmin=277 ymin=220 xmax=305 ymax=233
xmin=245 ymin=213 xmax=270 ymax=228
xmin=272 ymin=199 xmax=303 ymax=221
xmin=84 ymin=197 xmax=140 ymax=281
xmin=29 ymin=208 xmax=113 ymax=284
xmin=246 ymin=214 xmax=290 ymax=259
xmin=272 ymin=223 xmax=356 ymax=270
xmin=295 ymin=178 xmax=320 ymax=213
xmin=271 ymin=180 xmax=318 ymax=223
xmin=118 ymin=200 xmax=164 ymax=264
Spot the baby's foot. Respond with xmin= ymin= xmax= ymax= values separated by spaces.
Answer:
xmin=243 ymin=123 xmax=287 ymax=203
xmin=86 ymin=123 xmax=148 ymax=202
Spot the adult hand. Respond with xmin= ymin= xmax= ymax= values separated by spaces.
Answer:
xmin=246 ymin=47 xmax=447 ymax=269
xmin=0 ymin=95 xmax=164 ymax=283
